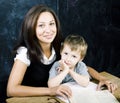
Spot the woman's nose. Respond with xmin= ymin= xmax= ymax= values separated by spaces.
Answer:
xmin=45 ymin=25 xmax=51 ymax=32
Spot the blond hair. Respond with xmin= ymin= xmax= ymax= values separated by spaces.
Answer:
xmin=61 ymin=34 xmax=88 ymax=59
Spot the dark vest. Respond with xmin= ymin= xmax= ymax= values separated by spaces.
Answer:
xmin=22 ymin=58 xmax=59 ymax=87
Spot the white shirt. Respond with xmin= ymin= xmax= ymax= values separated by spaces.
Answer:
xmin=14 ymin=46 xmax=56 ymax=66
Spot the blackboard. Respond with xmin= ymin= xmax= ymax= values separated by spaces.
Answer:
xmin=0 ymin=0 xmax=120 ymax=102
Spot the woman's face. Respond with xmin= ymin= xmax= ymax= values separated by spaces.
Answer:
xmin=36 ymin=11 xmax=57 ymax=45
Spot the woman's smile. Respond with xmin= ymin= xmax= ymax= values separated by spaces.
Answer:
xmin=43 ymin=34 xmax=54 ymax=39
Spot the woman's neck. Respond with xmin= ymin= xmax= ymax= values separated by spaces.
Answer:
xmin=41 ymin=43 xmax=52 ymax=59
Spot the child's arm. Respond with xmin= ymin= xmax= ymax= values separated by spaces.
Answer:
xmin=69 ymin=69 xmax=90 ymax=87
xmin=48 ymin=61 xmax=69 ymax=87
xmin=48 ymin=68 xmax=69 ymax=87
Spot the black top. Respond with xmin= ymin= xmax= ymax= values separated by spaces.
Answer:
xmin=22 ymin=56 xmax=60 ymax=87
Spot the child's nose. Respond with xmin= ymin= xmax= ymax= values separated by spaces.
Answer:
xmin=66 ymin=56 xmax=71 ymax=61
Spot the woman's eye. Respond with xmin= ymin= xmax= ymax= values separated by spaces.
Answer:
xmin=50 ymin=22 xmax=55 ymax=26
xmin=39 ymin=24 xmax=45 ymax=28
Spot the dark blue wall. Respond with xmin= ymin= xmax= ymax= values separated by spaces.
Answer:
xmin=59 ymin=0 xmax=120 ymax=76
xmin=0 ymin=0 xmax=120 ymax=102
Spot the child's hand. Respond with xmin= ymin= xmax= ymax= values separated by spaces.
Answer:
xmin=59 ymin=60 xmax=69 ymax=71
xmin=57 ymin=67 xmax=63 ymax=73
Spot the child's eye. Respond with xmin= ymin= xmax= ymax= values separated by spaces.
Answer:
xmin=72 ymin=55 xmax=77 ymax=58
xmin=64 ymin=52 xmax=68 ymax=55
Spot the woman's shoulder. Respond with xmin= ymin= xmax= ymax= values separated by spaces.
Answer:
xmin=15 ymin=46 xmax=30 ymax=66
xmin=17 ymin=46 xmax=27 ymax=54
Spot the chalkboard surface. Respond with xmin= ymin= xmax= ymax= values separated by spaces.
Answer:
xmin=59 ymin=0 xmax=120 ymax=76
xmin=0 ymin=0 xmax=120 ymax=102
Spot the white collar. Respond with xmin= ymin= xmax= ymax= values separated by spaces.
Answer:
xmin=41 ymin=47 xmax=56 ymax=64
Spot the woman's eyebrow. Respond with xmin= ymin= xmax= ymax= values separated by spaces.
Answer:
xmin=38 ymin=20 xmax=55 ymax=23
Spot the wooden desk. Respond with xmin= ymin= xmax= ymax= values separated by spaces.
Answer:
xmin=6 ymin=96 xmax=64 ymax=103
xmin=100 ymin=72 xmax=120 ymax=101
xmin=6 ymin=72 xmax=120 ymax=103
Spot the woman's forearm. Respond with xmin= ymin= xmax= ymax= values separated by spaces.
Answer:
xmin=7 ymin=85 xmax=51 ymax=97
xmin=87 ymin=66 xmax=106 ymax=81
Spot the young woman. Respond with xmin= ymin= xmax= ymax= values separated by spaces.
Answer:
xmin=7 ymin=4 xmax=117 ymax=100
xmin=7 ymin=4 xmax=71 ymax=99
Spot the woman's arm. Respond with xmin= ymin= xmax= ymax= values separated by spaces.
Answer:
xmin=87 ymin=66 xmax=118 ymax=93
xmin=7 ymin=60 xmax=72 ymax=98
xmin=87 ymin=66 xmax=105 ymax=81
xmin=7 ymin=60 xmax=51 ymax=97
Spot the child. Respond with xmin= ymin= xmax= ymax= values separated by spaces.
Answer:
xmin=48 ymin=34 xmax=90 ymax=88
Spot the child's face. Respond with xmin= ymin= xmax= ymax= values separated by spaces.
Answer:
xmin=61 ymin=44 xmax=82 ymax=69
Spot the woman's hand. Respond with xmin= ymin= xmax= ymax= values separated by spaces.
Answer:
xmin=87 ymin=66 xmax=118 ymax=93
xmin=49 ymin=84 xmax=72 ymax=99
xmin=97 ymin=79 xmax=118 ymax=93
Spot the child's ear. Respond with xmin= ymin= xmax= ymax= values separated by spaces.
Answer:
xmin=60 ymin=51 xmax=62 ymax=55
xmin=79 ymin=58 xmax=83 ymax=62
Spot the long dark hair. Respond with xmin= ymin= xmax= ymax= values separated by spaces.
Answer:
xmin=14 ymin=4 xmax=62 ymax=62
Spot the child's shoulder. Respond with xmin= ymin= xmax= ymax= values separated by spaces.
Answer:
xmin=77 ymin=61 xmax=87 ymax=68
